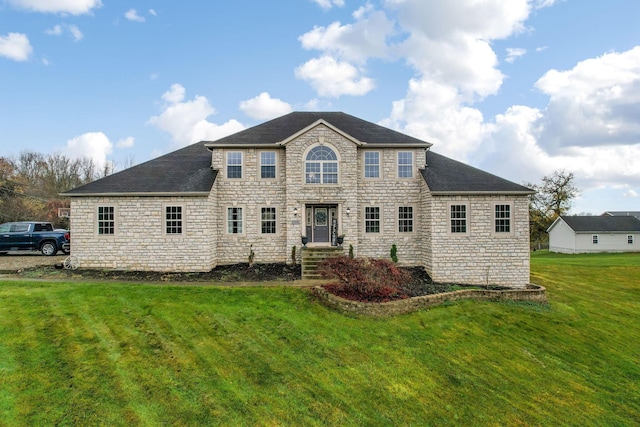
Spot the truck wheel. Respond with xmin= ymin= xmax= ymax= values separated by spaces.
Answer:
xmin=40 ymin=242 xmax=57 ymax=256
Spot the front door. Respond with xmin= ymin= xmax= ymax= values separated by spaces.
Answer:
xmin=305 ymin=205 xmax=337 ymax=244
xmin=314 ymin=207 xmax=329 ymax=242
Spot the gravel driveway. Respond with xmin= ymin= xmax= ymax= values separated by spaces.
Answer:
xmin=0 ymin=252 xmax=68 ymax=272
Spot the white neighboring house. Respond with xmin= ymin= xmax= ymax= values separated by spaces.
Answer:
xmin=547 ymin=215 xmax=640 ymax=254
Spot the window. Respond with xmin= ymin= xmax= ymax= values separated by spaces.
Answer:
xmin=227 ymin=207 xmax=243 ymax=234
xmin=364 ymin=151 xmax=380 ymax=178
xmin=11 ymin=223 xmax=29 ymax=232
xmin=261 ymin=207 xmax=276 ymax=234
xmin=398 ymin=206 xmax=414 ymax=232
xmin=450 ymin=204 xmax=467 ymax=233
xmin=592 ymin=235 xmax=599 ymax=244
xmin=494 ymin=204 xmax=511 ymax=233
xmin=365 ymin=207 xmax=380 ymax=233
xmin=260 ymin=151 xmax=276 ymax=179
xmin=165 ymin=206 xmax=182 ymax=234
xmin=226 ymin=151 xmax=242 ymax=179
xmin=628 ymin=235 xmax=634 ymax=244
xmin=397 ymin=151 xmax=413 ymax=178
xmin=305 ymin=146 xmax=338 ymax=184
xmin=98 ymin=206 xmax=115 ymax=235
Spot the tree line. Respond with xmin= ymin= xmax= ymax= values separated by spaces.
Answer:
xmin=0 ymin=151 xmax=114 ymax=228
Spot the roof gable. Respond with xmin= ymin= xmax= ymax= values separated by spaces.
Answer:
xmin=278 ymin=119 xmax=363 ymax=146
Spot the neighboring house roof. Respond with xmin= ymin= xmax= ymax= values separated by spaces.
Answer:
xmin=602 ymin=211 xmax=640 ymax=219
xmin=62 ymin=142 xmax=216 ymax=196
xmin=420 ymin=151 xmax=534 ymax=195
xmin=548 ymin=215 xmax=640 ymax=233
xmin=204 ymin=112 xmax=431 ymax=147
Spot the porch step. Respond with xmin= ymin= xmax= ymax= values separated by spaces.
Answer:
xmin=301 ymin=247 xmax=344 ymax=280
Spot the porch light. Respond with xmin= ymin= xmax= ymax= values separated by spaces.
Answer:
xmin=293 ymin=207 xmax=298 ymax=217
xmin=346 ymin=207 xmax=351 ymax=216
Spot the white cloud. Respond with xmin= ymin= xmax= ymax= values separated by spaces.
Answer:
xmin=7 ymin=0 xmax=102 ymax=15
xmin=534 ymin=46 xmax=640 ymax=152
xmin=63 ymin=132 xmax=113 ymax=170
xmin=0 ymin=32 xmax=32 ymax=61
xmin=311 ymin=0 xmax=344 ymax=10
xmin=505 ymin=47 xmax=527 ymax=63
xmin=149 ymin=9 xmax=157 ymax=16
xmin=382 ymin=78 xmax=489 ymax=160
xmin=475 ymin=47 xmax=640 ymax=195
xmin=68 ymin=24 xmax=83 ymax=41
xmin=46 ymin=24 xmax=83 ymax=41
xmin=295 ymin=55 xmax=375 ymax=97
xmin=116 ymin=137 xmax=134 ymax=148
xmin=125 ymin=9 xmax=145 ymax=22
xmin=161 ymin=83 xmax=186 ymax=104
xmin=45 ymin=25 xmax=63 ymax=36
xmin=148 ymin=84 xmax=246 ymax=146
xmin=624 ymin=189 xmax=638 ymax=198
xmin=299 ymin=5 xmax=394 ymax=63
xmin=239 ymin=92 xmax=292 ymax=120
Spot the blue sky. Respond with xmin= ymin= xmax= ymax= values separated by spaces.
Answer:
xmin=1 ymin=0 xmax=639 ymax=215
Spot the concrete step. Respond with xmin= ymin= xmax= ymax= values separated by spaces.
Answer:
xmin=301 ymin=247 xmax=344 ymax=280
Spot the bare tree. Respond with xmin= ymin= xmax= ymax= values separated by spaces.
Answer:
xmin=526 ymin=170 xmax=580 ymax=249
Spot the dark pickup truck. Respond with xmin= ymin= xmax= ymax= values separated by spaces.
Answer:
xmin=0 ymin=221 xmax=70 ymax=256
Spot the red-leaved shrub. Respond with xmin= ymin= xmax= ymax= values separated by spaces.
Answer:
xmin=318 ymin=256 xmax=412 ymax=302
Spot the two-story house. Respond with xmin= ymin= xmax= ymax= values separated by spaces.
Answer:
xmin=63 ymin=112 xmax=534 ymax=287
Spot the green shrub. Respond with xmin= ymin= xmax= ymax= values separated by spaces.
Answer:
xmin=348 ymin=244 xmax=354 ymax=258
xmin=390 ymin=244 xmax=398 ymax=263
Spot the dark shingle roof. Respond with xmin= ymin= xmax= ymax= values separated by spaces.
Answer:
xmin=559 ymin=215 xmax=640 ymax=233
xmin=420 ymin=151 xmax=534 ymax=194
xmin=63 ymin=112 xmax=532 ymax=196
xmin=205 ymin=112 xmax=430 ymax=146
xmin=602 ymin=211 xmax=640 ymax=219
xmin=62 ymin=142 xmax=215 ymax=196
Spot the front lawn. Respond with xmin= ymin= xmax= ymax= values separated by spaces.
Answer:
xmin=0 ymin=251 xmax=638 ymax=425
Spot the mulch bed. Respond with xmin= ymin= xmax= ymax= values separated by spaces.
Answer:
xmin=14 ymin=262 xmax=301 ymax=283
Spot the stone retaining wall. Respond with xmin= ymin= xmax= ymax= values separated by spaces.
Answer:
xmin=312 ymin=284 xmax=547 ymax=317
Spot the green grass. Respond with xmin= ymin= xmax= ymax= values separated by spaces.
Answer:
xmin=0 ymin=252 xmax=638 ymax=426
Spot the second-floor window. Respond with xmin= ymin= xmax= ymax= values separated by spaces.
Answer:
xmin=364 ymin=151 xmax=380 ymax=178
xmin=260 ymin=151 xmax=276 ymax=179
xmin=305 ymin=146 xmax=338 ymax=184
xmin=227 ymin=151 xmax=242 ymax=179
xmin=398 ymin=151 xmax=413 ymax=178
xmin=98 ymin=206 xmax=115 ymax=235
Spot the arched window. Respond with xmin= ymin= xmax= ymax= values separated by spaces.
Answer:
xmin=305 ymin=146 xmax=338 ymax=184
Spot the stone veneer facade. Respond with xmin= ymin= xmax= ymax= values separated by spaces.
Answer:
xmin=69 ymin=123 xmax=531 ymax=286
